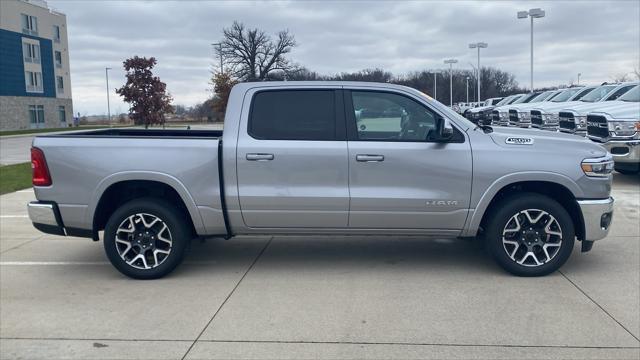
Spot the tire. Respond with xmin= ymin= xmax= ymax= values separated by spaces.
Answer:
xmin=484 ymin=193 xmax=574 ymax=277
xmin=104 ymin=198 xmax=192 ymax=279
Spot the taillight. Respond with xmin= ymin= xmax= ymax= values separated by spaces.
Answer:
xmin=31 ymin=147 xmax=52 ymax=186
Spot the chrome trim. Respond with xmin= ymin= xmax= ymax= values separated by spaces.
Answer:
xmin=27 ymin=202 xmax=58 ymax=226
xmin=577 ymin=197 xmax=614 ymax=241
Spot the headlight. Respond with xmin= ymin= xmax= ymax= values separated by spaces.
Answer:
xmin=581 ymin=157 xmax=614 ymax=177
xmin=608 ymin=120 xmax=640 ymax=137
xmin=499 ymin=112 xmax=508 ymax=120
xmin=543 ymin=113 xmax=559 ymax=122
xmin=520 ymin=112 xmax=530 ymax=121
xmin=575 ymin=115 xmax=587 ymax=129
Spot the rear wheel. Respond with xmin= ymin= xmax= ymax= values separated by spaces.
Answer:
xmin=104 ymin=198 xmax=191 ymax=279
xmin=485 ymin=193 xmax=574 ymax=277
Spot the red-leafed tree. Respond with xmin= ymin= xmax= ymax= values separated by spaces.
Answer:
xmin=116 ymin=56 xmax=173 ymax=128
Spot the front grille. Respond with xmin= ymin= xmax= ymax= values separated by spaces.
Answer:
xmin=491 ymin=111 xmax=500 ymax=125
xmin=587 ymin=114 xmax=609 ymax=140
xmin=530 ymin=110 xmax=543 ymax=127
xmin=508 ymin=110 xmax=519 ymax=125
xmin=558 ymin=112 xmax=575 ymax=132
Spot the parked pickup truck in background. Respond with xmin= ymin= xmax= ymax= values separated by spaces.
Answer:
xmin=29 ymin=82 xmax=615 ymax=279
xmin=506 ymin=89 xmax=564 ymax=127
xmin=529 ymin=86 xmax=597 ymax=130
xmin=558 ymin=82 xmax=638 ymax=136
xmin=491 ymin=92 xmax=539 ymax=126
xmin=466 ymin=95 xmax=519 ymax=125
xmin=587 ymin=88 xmax=640 ymax=174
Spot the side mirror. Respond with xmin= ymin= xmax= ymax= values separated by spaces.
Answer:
xmin=435 ymin=118 xmax=454 ymax=142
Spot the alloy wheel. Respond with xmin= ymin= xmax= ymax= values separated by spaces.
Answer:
xmin=501 ymin=209 xmax=563 ymax=267
xmin=115 ymin=213 xmax=173 ymax=270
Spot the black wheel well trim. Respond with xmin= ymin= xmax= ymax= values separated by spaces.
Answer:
xmin=92 ymin=180 xmax=197 ymax=240
xmin=479 ymin=180 xmax=586 ymax=241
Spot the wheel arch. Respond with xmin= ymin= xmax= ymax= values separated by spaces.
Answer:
xmin=88 ymin=172 xmax=205 ymax=239
xmin=464 ymin=173 xmax=585 ymax=241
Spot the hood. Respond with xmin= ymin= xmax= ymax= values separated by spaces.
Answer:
xmin=529 ymin=100 xmax=587 ymax=113
xmin=561 ymin=100 xmax=630 ymax=115
xmin=488 ymin=126 xmax=607 ymax=157
xmin=591 ymin=103 xmax=640 ymax=119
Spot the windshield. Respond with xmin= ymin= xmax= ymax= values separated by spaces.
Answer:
xmin=507 ymin=95 xmax=524 ymax=104
xmin=495 ymin=96 xmax=512 ymax=106
xmin=619 ymin=86 xmax=639 ymax=102
xmin=530 ymin=91 xmax=555 ymax=103
xmin=572 ymin=87 xmax=595 ymax=101
xmin=551 ymin=88 xmax=580 ymax=102
xmin=513 ymin=93 xmax=538 ymax=104
xmin=580 ymin=85 xmax=616 ymax=102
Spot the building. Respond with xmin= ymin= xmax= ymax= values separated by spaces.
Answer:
xmin=0 ymin=0 xmax=72 ymax=131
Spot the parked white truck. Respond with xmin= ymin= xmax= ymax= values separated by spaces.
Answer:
xmin=29 ymin=82 xmax=615 ymax=279
xmin=529 ymin=86 xmax=597 ymax=130
xmin=587 ymin=86 xmax=640 ymax=174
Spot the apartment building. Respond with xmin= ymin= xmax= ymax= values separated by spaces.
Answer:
xmin=0 ymin=0 xmax=73 ymax=131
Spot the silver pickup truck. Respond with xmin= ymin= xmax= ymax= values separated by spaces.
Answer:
xmin=29 ymin=82 xmax=615 ymax=279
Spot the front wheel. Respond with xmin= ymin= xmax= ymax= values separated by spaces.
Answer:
xmin=104 ymin=198 xmax=192 ymax=279
xmin=485 ymin=193 xmax=575 ymax=277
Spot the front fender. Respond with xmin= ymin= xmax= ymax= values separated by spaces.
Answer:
xmin=462 ymin=171 xmax=583 ymax=237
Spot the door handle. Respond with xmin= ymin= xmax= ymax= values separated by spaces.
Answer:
xmin=246 ymin=153 xmax=274 ymax=161
xmin=356 ymin=154 xmax=384 ymax=162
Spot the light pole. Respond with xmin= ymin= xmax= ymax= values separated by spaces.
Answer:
xmin=433 ymin=71 xmax=438 ymax=101
xmin=518 ymin=8 xmax=545 ymax=93
xmin=469 ymin=42 xmax=488 ymax=102
xmin=466 ymin=77 xmax=469 ymax=103
xmin=577 ymin=73 xmax=581 ymax=85
xmin=211 ymin=42 xmax=223 ymax=73
xmin=105 ymin=67 xmax=111 ymax=127
xmin=444 ymin=59 xmax=458 ymax=107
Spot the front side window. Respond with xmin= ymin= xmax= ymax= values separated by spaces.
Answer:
xmin=249 ymin=90 xmax=336 ymax=140
xmin=351 ymin=91 xmax=438 ymax=141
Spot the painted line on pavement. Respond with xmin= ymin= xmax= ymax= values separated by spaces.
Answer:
xmin=0 ymin=215 xmax=28 ymax=218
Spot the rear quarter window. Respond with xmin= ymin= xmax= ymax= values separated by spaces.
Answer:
xmin=249 ymin=90 xmax=337 ymax=140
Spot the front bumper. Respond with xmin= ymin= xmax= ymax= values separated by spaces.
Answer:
xmin=28 ymin=201 xmax=93 ymax=238
xmin=601 ymin=139 xmax=640 ymax=164
xmin=577 ymin=197 xmax=614 ymax=241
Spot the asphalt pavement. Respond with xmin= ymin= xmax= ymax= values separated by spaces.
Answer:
xmin=0 ymin=174 xmax=638 ymax=359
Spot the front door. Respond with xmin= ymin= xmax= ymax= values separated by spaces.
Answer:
xmin=345 ymin=89 xmax=473 ymax=231
xmin=236 ymin=88 xmax=349 ymax=228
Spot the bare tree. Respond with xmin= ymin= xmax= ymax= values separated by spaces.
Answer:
xmin=611 ymin=72 xmax=631 ymax=83
xmin=217 ymin=22 xmax=296 ymax=81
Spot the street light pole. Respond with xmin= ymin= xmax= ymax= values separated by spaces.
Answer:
xmin=433 ymin=71 xmax=437 ymax=101
xmin=444 ymin=59 xmax=458 ymax=107
xmin=466 ymin=77 xmax=469 ymax=103
xmin=518 ymin=8 xmax=545 ymax=93
xmin=211 ymin=42 xmax=223 ymax=73
xmin=577 ymin=72 xmax=581 ymax=85
xmin=469 ymin=42 xmax=488 ymax=103
xmin=105 ymin=67 xmax=111 ymax=127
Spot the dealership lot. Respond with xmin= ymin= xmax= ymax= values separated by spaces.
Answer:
xmin=0 ymin=175 xmax=638 ymax=359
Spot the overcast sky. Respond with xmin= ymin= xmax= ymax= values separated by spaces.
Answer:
xmin=47 ymin=0 xmax=640 ymax=116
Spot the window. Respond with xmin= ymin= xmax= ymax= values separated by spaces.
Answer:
xmin=606 ymin=85 xmax=635 ymax=101
xmin=22 ymin=42 xmax=40 ymax=63
xmin=351 ymin=91 xmax=438 ymax=141
xmin=58 ymin=106 xmax=66 ymax=123
xmin=54 ymin=51 xmax=62 ymax=67
xmin=249 ymin=90 xmax=336 ymax=140
xmin=56 ymin=76 xmax=64 ymax=92
xmin=29 ymin=105 xmax=45 ymax=125
xmin=53 ymin=25 xmax=61 ymax=42
xmin=21 ymin=14 xmax=38 ymax=35
xmin=25 ymin=71 xmax=43 ymax=93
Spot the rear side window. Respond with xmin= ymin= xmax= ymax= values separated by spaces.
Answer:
xmin=249 ymin=90 xmax=336 ymax=140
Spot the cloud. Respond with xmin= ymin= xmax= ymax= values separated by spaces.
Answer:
xmin=48 ymin=0 xmax=640 ymax=115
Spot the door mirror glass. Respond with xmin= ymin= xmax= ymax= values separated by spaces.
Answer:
xmin=429 ymin=117 xmax=453 ymax=142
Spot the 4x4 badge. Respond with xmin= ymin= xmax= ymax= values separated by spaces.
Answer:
xmin=505 ymin=137 xmax=534 ymax=145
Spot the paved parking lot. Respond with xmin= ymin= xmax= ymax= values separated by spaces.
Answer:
xmin=0 ymin=174 xmax=638 ymax=359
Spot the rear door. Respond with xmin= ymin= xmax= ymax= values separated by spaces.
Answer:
xmin=236 ymin=88 xmax=349 ymax=228
xmin=345 ymin=89 xmax=473 ymax=231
